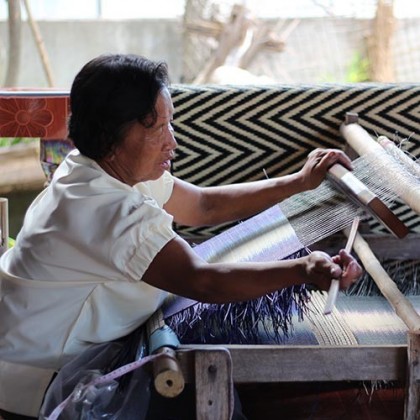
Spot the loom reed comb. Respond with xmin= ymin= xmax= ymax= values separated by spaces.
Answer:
xmin=326 ymin=162 xmax=409 ymax=239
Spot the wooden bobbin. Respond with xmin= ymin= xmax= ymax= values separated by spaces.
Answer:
xmin=146 ymin=309 xmax=185 ymax=398
xmin=152 ymin=346 xmax=185 ymax=398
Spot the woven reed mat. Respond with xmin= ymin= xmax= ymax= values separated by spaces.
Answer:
xmin=262 ymin=293 xmax=420 ymax=346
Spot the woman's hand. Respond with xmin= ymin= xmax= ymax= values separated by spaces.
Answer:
xmin=298 ymin=148 xmax=353 ymax=191
xmin=303 ymin=250 xmax=362 ymax=291
xmin=332 ymin=249 xmax=363 ymax=290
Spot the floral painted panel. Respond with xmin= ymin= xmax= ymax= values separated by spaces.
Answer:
xmin=0 ymin=92 xmax=69 ymax=139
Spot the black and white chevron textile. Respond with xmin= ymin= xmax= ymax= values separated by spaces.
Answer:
xmin=170 ymin=83 xmax=420 ymax=238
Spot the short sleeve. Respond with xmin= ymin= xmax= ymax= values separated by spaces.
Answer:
xmin=111 ymin=197 xmax=177 ymax=282
xmin=134 ymin=171 xmax=174 ymax=208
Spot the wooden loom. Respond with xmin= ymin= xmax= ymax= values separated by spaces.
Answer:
xmin=150 ymin=115 xmax=420 ymax=419
xmin=1 ymin=88 xmax=419 ymax=419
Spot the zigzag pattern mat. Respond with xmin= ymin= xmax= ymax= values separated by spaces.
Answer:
xmin=170 ymin=83 xmax=420 ymax=238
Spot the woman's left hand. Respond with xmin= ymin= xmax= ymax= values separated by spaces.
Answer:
xmin=332 ymin=249 xmax=363 ymax=290
xmin=299 ymin=148 xmax=353 ymax=190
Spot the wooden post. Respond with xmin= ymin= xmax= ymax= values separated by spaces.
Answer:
xmin=4 ymin=0 xmax=21 ymax=87
xmin=22 ymin=0 xmax=55 ymax=87
xmin=194 ymin=347 xmax=233 ymax=420
xmin=0 ymin=198 xmax=8 ymax=256
xmin=405 ymin=331 xmax=420 ymax=420
xmin=368 ymin=0 xmax=395 ymax=82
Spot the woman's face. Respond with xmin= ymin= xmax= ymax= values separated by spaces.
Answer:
xmin=100 ymin=87 xmax=177 ymax=185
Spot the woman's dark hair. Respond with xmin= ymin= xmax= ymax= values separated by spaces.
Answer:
xmin=68 ymin=54 xmax=169 ymax=160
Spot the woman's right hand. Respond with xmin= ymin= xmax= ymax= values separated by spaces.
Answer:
xmin=302 ymin=250 xmax=362 ymax=291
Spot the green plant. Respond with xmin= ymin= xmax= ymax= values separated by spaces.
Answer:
xmin=346 ymin=51 xmax=370 ymax=83
xmin=0 ymin=137 xmax=38 ymax=147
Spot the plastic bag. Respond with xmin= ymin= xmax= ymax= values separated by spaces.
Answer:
xmin=40 ymin=340 xmax=152 ymax=420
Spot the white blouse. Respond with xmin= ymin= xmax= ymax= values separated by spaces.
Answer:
xmin=0 ymin=149 xmax=176 ymax=416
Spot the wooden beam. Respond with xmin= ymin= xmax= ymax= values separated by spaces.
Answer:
xmin=178 ymin=344 xmax=407 ymax=383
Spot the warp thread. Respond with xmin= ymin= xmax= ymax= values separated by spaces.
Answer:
xmin=166 ymin=148 xmax=419 ymax=345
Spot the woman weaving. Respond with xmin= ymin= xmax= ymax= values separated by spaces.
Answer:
xmin=0 ymin=54 xmax=362 ymax=419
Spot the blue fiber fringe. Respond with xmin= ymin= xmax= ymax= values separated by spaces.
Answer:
xmin=166 ymin=249 xmax=311 ymax=345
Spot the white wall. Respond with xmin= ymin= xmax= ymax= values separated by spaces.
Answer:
xmin=0 ymin=19 xmax=184 ymax=88
xmin=0 ymin=17 xmax=418 ymax=89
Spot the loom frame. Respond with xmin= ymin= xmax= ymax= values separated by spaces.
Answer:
xmin=172 ymin=341 xmax=417 ymax=419
xmin=1 ymin=86 xmax=419 ymax=419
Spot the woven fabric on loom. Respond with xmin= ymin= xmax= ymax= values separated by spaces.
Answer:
xmin=167 ymin=291 xmax=420 ymax=347
xmin=200 ymin=292 xmax=420 ymax=347
xmin=164 ymin=146 xmax=420 ymax=344
xmin=280 ymin=292 xmax=420 ymax=347
xmin=164 ymin=205 xmax=311 ymax=344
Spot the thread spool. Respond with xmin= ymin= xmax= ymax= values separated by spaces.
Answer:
xmin=146 ymin=310 xmax=185 ymax=398
xmin=152 ymin=346 xmax=185 ymax=398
